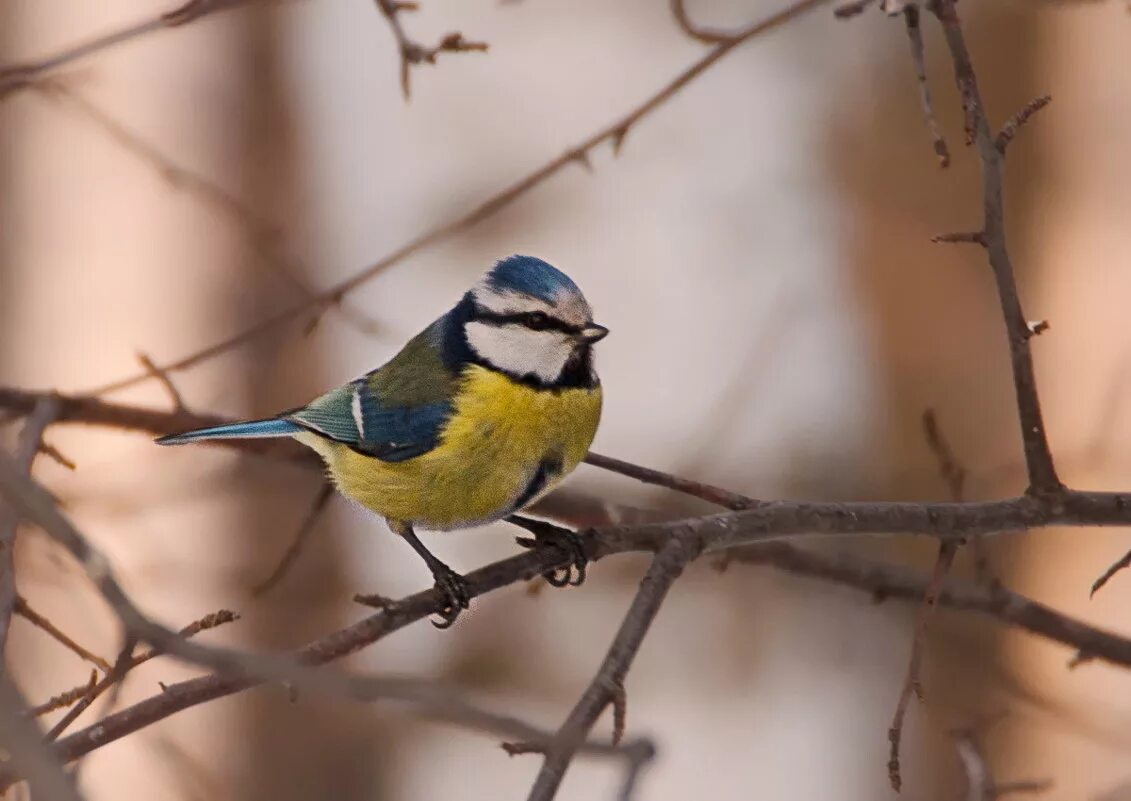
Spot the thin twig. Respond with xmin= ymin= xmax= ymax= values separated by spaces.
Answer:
xmin=526 ymin=533 xmax=702 ymax=801
xmin=901 ymin=4 xmax=950 ymax=167
xmin=27 ymin=671 xmax=99 ymax=719
xmin=0 ymin=397 xmax=61 ymax=670
xmin=888 ymin=412 xmax=967 ymax=790
xmin=372 ymin=0 xmax=488 ymax=99
xmin=84 ymin=0 xmax=834 ymax=397
xmin=995 ymin=95 xmax=1052 ymax=153
xmin=670 ymin=0 xmax=743 ymax=44
xmin=13 ymin=596 xmax=112 ymax=673
xmin=929 ymin=0 xmax=1062 ymax=495
xmin=251 ymin=482 xmax=335 ymax=596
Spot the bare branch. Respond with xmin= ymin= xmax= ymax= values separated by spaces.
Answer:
xmin=0 ymin=397 xmax=60 ymax=669
xmin=84 ymin=0 xmax=834 ymax=397
xmin=929 ymin=0 xmax=1062 ymax=495
xmin=526 ymin=533 xmax=701 ymax=801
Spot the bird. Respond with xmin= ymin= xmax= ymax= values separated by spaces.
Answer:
xmin=157 ymin=255 xmax=608 ymax=627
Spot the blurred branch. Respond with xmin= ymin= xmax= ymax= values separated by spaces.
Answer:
xmin=251 ymin=481 xmax=335 ymax=596
xmin=888 ymin=410 xmax=965 ymax=791
xmin=928 ymin=0 xmax=1062 ymax=495
xmin=953 ymin=722 xmax=1052 ymax=801
xmin=85 ymin=0 xmax=833 ymax=397
xmin=0 ymin=0 xmax=255 ymax=99
xmin=372 ymin=0 xmax=488 ymax=99
xmin=0 ymin=676 xmax=85 ymax=801
xmin=0 ymin=397 xmax=60 ymax=670
xmin=32 ymin=79 xmax=381 ymax=336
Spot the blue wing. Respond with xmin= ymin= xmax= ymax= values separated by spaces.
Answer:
xmin=287 ymin=380 xmax=451 ymax=462
xmin=286 ymin=321 xmax=457 ymax=462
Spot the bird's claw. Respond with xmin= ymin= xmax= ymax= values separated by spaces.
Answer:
xmin=430 ymin=566 xmax=471 ymax=629
xmin=515 ymin=524 xmax=588 ymax=588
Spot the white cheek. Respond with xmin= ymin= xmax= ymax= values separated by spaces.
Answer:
xmin=465 ymin=322 xmax=574 ymax=383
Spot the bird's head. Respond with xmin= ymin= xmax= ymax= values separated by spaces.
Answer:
xmin=458 ymin=255 xmax=607 ymax=387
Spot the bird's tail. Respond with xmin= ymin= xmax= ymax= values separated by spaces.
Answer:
xmin=156 ymin=418 xmax=302 ymax=445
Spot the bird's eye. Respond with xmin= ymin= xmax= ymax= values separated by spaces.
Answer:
xmin=524 ymin=312 xmax=551 ymax=330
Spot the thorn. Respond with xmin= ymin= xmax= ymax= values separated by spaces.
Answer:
xmin=501 ymin=741 xmax=543 ymax=757
xmin=610 ymin=127 xmax=629 ymax=157
xmin=610 ymin=677 xmax=627 ymax=746
xmin=931 ymin=230 xmax=985 ymax=246
xmin=1025 ymin=319 xmax=1049 ymax=338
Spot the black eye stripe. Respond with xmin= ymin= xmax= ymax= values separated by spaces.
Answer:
xmin=472 ymin=310 xmax=580 ymax=335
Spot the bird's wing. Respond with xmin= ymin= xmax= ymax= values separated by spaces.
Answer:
xmin=286 ymin=321 xmax=458 ymax=462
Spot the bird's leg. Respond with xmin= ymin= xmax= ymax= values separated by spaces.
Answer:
xmin=507 ymin=515 xmax=588 ymax=588
xmin=389 ymin=520 xmax=470 ymax=628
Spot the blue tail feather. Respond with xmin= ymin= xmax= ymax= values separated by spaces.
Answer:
xmin=156 ymin=418 xmax=301 ymax=445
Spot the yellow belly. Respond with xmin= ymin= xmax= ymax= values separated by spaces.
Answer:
xmin=297 ymin=365 xmax=602 ymax=530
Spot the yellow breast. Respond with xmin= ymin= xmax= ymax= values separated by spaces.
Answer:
xmin=298 ymin=365 xmax=602 ymax=530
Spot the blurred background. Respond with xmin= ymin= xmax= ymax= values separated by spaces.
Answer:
xmin=2 ymin=0 xmax=1131 ymax=798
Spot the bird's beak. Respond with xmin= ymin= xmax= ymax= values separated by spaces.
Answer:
xmin=578 ymin=323 xmax=609 ymax=343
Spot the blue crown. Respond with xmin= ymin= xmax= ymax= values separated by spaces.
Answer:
xmin=486 ymin=255 xmax=580 ymax=304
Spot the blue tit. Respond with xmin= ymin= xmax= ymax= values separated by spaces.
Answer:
xmin=158 ymin=255 xmax=608 ymax=626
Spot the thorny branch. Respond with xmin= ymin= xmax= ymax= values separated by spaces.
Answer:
xmin=83 ymin=0 xmax=833 ymax=397
xmin=928 ymin=0 xmax=1062 ymax=495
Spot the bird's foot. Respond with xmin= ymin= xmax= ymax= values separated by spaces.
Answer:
xmin=510 ymin=516 xmax=589 ymax=588
xmin=429 ymin=565 xmax=471 ymax=629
